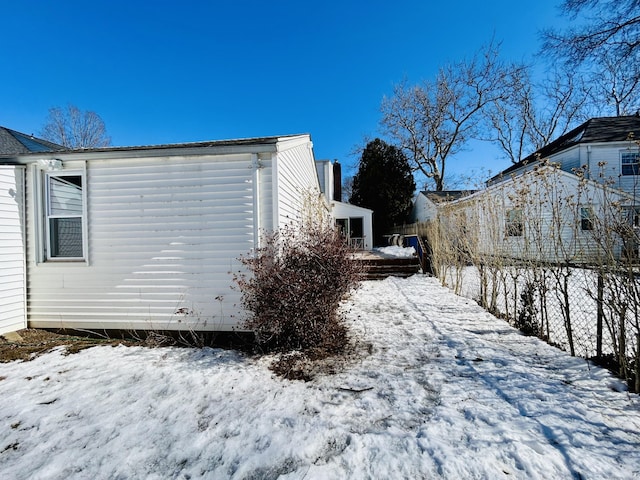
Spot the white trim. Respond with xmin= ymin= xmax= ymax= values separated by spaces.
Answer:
xmin=42 ymin=167 xmax=88 ymax=262
xmin=32 ymin=164 xmax=44 ymax=265
xmin=271 ymin=152 xmax=280 ymax=229
xmin=251 ymin=153 xmax=261 ymax=249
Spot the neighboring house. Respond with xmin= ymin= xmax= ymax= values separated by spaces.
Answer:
xmin=316 ymin=160 xmax=373 ymax=250
xmin=441 ymin=164 xmax=638 ymax=263
xmin=409 ymin=191 xmax=473 ymax=224
xmin=0 ymin=132 xmax=362 ymax=335
xmin=409 ymin=116 xmax=640 ymax=265
xmin=0 ymin=126 xmax=65 ymax=154
xmin=489 ymin=115 xmax=640 ymax=197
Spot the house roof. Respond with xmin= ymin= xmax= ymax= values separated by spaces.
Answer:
xmin=0 ymin=127 xmax=66 ymax=154
xmin=56 ymin=133 xmax=310 ymax=154
xmin=0 ymin=133 xmax=311 ymax=161
xmin=421 ymin=190 xmax=475 ymax=203
xmin=491 ymin=115 xmax=640 ymax=181
xmin=453 ymin=163 xmax=638 ymax=209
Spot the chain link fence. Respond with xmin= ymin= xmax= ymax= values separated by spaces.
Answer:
xmin=440 ymin=260 xmax=640 ymax=392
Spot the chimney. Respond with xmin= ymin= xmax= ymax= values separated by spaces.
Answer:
xmin=332 ymin=161 xmax=342 ymax=202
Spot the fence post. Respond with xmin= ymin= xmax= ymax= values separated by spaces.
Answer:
xmin=596 ymin=272 xmax=604 ymax=359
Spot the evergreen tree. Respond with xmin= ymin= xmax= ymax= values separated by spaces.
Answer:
xmin=350 ymin=138 xmax=415 ymax=246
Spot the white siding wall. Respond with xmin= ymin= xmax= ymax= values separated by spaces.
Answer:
xmin=0 ymin=166 xmax=26 ymax=334
xmin=330 ymin=201 xmax=373 ymax=250
xmin=315 ymin=160 xmax=333 ymax=203
xmin=274 ymin=140 xmax=321 ymax=228
xmin=585 ymin=143 xmax=640 ymax=196
xmin=26 ymin=154 xmax=260 ymax=331
xmin=257 ymin=154 xmax=274 ymax=234
xmin=450 ymin=168 xmax=630 ymax=263
xmin=410 ymin=193 xmax=438 ymax=223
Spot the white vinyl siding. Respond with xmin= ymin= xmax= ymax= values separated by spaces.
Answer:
xmin=0 ymin=165 xmax=26 ymax=334
xmin=447 ymin=167 xmax=631 ymax=263
xmin=274 ymin=140 xmax=320 ymax=227
xmin=580 ymin=144 xmax=640 ymax=195
xmin=26 ymin=154 xmax=258 ymax=331
xmin=256 ymin=154 xmax=274 ymax=234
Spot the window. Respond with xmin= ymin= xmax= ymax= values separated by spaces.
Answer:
xmin=505 ymin=209 xmax=523 ymax=237
xmin=621 ymin=207 xmax=640 ymax=259
xmin=335 ymin=218 xmax=348 ymax=237
xmin=335 ymin=217 xmax=365 ymax=249
xmin=580 ymin=206 xmax=595 ymax=231
xmin=349 ymin=217 xmax=364 ymax=239
xmin=621 ymin=152 xmax=640 ymax=176
xmin=623 ymin=206 xmax=640 ymax=228
xmin=45 ymin=173 xmax=85 ymax=259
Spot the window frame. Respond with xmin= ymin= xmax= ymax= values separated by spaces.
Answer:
xmin=505 ymin=208 xmax=523 ymax=237
xmin=580 ymin=206 xmax=595 ymax=232
xmin=621 ymin=206 xmax=640 ymax=259
xmin=621 ymin=151 xmax=640 ymax=176
xmin=623 ymin=206 xmax=640 ymax=228
xmin=335 ymin=216 xmax=365 ymax=249
xmin=41 ymin=167 xmax=88 ymax=262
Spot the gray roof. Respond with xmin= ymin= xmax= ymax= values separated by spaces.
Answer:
xmin=0 ymin=132 xmax=309 ymax=159
xmin=0 ymin=127 xmax=66 ymax=154
xmin=493 ymin=115 xmax=640 ymax=180
xmin=421 ymin=190 xmax=474 ymax=203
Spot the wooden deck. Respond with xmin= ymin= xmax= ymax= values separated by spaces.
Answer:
xmin=353 ymin=251 xmax=422 ymax=280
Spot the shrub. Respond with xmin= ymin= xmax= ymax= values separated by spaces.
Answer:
xmin=516 ymin=280 xmax=540 ymax=337
xmin=235 ymin=221 xmax=361 ymax=355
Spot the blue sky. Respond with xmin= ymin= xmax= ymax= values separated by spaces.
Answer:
xmin=2 ymin=0 xmax=565 ymax=184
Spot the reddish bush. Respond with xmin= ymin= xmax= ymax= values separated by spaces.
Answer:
xmin=235 ymin=222 xmax=361 ymax=354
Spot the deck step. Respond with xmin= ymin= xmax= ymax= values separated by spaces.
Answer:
xmin=356 ymin=256 xmax=421 ymax=280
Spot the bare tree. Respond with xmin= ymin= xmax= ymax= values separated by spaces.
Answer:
xmin=483 ymin=66 xmax=534 ymax=164
xmin=41 ymin=105 xmax=111 ymax=148
xmin=543 ymin=0 xmax=640 ymax=116
xmin=484 ymin=66 xmax=591 ymax=163
xmin=543 ymin=0 xmax=640 ymax=63
xmin=589 ymin=49 xmax=640 ymax=116
xmin=380 ymin=42 xmax=513 ymax=190
xmin=341 ymin=175 xmax=353 ymax=203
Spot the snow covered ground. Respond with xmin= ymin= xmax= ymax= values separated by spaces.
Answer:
xmin=1 ymin=276 xmax=640 ymax=479
xmin=373 ymin=245 xmax=416 ymax=258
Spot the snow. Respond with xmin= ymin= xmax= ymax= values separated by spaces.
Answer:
xmin=373 ymin=246 xmax=416 ymax=258
xmin=1 ymin=276 xmax=640 ymax=479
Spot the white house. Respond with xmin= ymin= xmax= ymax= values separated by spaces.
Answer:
xmin=489 ymin=115 xmax=640 ymax=197
xmin=440 ymin=164 xmax=638 ymax=263
xmin=408 ymin=116 xmax=640 ymax=266
xmin=477 ymin=115 xmax=640 ymax=262
xmin=315 ymin=160 xmax=373 ymax=250
xmin=409 ymin=191 xmax=473 ymax=224
xmin=0 ymin=132 xmax=363 ymax=335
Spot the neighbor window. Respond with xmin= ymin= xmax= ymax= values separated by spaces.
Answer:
xmin=505 ymin=209 xmax=523 ymax=237
xmin=621 ymin=152 xmax=640 ymax=176
xmin=623 ymin=206 xmax=640 ymax=228
xmin=621 ymin=207 xmax=640 ymax=259
xmin=45 ymin=173 xmax=85 ymax=259
xmin=580 ymin=206 xmax=595 ymax=231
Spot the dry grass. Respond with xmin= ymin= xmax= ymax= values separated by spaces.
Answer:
xmin=0 ymin=329 xmax=136 ymax=363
